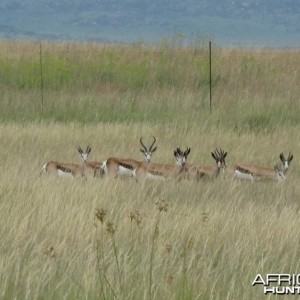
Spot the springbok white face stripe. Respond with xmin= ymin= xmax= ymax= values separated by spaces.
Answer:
xmin=145 ymin=152 xmax=152 ymax=162
xmin=175 ymin=156 xmax=185 ymax=167
xmin=81 ymin=153 xmax=89 ymax=162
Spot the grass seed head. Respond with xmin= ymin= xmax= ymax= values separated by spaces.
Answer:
xmin=129 ymin=210 xmax=143 ymax=227
xmin=202 ymin=212 xmax=209 ymax=224
xmin=43 ymin=246 xmax=56 ymax=258
xmin=165 ymin=274 xmax=175 ymax=285
xmin=165 ymin=243 xmax=172 ymax=253
xmin=183 ymin=236 xmax=195 ymax=251
xmin=154 ymin=224 xmax=160 ymax=239
xmin=156 ymin=199 xmax=168 ymax=212
xmin=106 ymin=221 xmax=117 ymax=236
xmin=95 ymin=208 xmax=107 ymax=224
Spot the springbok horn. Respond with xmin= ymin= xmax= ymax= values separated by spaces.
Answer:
xmin=140 ymin=137 xmax=147 ymax=151
xmin=149 ymin=136 xmax=156 ymax=151
xmin=86 ymin=146 xmax=91 ymax=153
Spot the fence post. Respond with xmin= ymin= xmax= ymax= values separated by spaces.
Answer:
xmin=209 ymin=40 xmax=212 ymax=112
xmin=39 ymin=42 xmax=44 ymax=113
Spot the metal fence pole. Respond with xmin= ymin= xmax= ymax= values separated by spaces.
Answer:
xmin=39 ymin=42 xmax=44 ymax=113
xmin=209 ymin=40 xmax=212 ymax=112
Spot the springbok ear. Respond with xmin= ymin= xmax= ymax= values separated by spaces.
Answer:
xmin=140 ymin=149 xmax=145 ymax=153
xmin=279 ymin=153 xmax=285 ymax=162
xmin=289 ymin=154 xmax=293 ymax=162
xmin=223 ymin=152 xmax=228 ymax=159
xmin=174 ymin=150 xmax=178 ymax=157
xmin=86 ymin=146 xmax=91 ymax=154
xmin=152 ymin=146 xmax=158 ymax=153
xmin=78 ymin=147 xmax=83 ymax=154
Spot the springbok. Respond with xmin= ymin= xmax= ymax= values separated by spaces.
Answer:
xmin=77 ymin=146 xmax=104 ymax=177
xmin=186 ymin=148 xmax=227 ymax=181
xmin=232 ymin=152 xmax=293 ymax=182
xmin=101 ymin=136 xmax=158 ymax=178
xmin=40 ymin=146 xmax=103 ymax=178
xmin=133 ymin=147 xmax=191 ymax=182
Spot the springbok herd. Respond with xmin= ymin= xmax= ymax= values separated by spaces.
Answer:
xmin=40 ymin=136 xmax=294 ymax=183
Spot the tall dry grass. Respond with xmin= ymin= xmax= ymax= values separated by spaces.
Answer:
xmin=0 ymin=122 xmax=299 ymax=299
xmin=0 ymin=39 xmax=299 ymax=298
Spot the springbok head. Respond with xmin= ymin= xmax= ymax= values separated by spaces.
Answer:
xmin=140 ymin=136 xmax=158 ymax=162
xmin=279 ymin=152 xmax=293 ymax=172
xmin=78 ymin=146 xmax=92 ymax=163
xmin=211 ymin=148 xmax=227 ymax=169
xmin=174 ymin=147 xmax=191 ymax=168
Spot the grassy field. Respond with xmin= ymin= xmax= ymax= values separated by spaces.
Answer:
xmin=0 ymin=40 xmax=299 ymax=299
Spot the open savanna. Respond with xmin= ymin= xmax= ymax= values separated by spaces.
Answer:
xmin=0 ymin=40 xmax=299 ymax=299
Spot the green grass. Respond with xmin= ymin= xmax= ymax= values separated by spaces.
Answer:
xmin=0 ymin=41 xmax=299 ymax=130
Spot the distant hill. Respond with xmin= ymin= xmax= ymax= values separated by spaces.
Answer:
xmin=0 ymin=0 xmax=299 ymax=47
